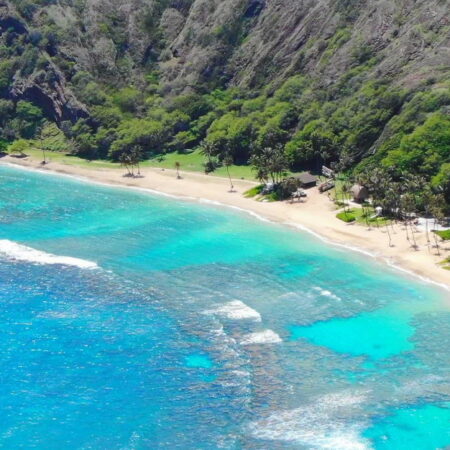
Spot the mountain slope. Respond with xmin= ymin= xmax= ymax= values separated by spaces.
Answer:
xmin=1 ymin=0 xmax=449 ymax=208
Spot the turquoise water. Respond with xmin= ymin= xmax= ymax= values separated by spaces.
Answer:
xmin=0 ymin=164 xmax=449 ymax=449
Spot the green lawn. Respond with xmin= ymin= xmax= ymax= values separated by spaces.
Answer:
xmin=144 ymin=149 xmax=258 ymax=180
xmin=440 ymin=257 xmax=450 ymax=270
xmin=434 ymin=229 xmax=450 ymax=240
xmin=336 ymin=207 xmax=391 ymax=226
xmin=23 ymin=148 xmax=118 ymax=168
xmin=20 ymin=148 xmax=260 ymax=180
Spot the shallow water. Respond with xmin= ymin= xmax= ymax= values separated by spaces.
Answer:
xmin=0 ymin=164 xmax=449 ymax=449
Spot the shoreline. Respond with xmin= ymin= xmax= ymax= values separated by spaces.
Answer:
xmin=2 ymin=155 xmax=449 ymax=291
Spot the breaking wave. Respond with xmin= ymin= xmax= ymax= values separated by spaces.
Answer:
xmin=313 ymin=286 xmax=342 ymax=301
xmin=204 ymin=300 xmax=261 ymax=321
xmin=0 ymin=240 xmax=98 ymax=269
xmin=248 ymin=391 xmax=370 ymax=449
xmin=240 ymin=329 xmax=282 ymax=345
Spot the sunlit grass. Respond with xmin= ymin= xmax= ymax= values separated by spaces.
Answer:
xmin=19 ymin=147 xmax=260 ymax=180
xmin=336 ymin=207 xmax=391 ymax=226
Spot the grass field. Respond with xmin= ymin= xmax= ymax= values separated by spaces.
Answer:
xmin=336 ymin=207 xmax=391 ymax=226
xmin=144 ymin=149 xmax=258 ymax=180
xmin=17 ymin=148 xmax=260 ymax=180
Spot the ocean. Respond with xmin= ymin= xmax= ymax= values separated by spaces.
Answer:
xmin=0 ymin=164 xmax=449 ymax=449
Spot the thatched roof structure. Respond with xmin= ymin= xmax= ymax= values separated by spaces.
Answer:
xmin=351 ymin=184 xmax=369 ymax=202
xmin=295 ymin=172 xmax=317 ymax=188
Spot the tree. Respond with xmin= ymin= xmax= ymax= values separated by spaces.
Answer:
xmin=382 ymin=112 xmax=450 ymax=179
xmin=223 ymin=153 xmax=234 ymax=192
xmin=14 ymin=101 xmax=44 ymax=139
xmin=285 ymin=119 xmax=338 ymax=170
xmin=35 ymin=124 xmax=47 ymax=164
xmin=250 ymin=145 xmax=288 ymax=184
xmin=119 ymin=152 xmax=132 ymax=177
xmin=200 ymin=140 xmax=220 ymax=174
xmin=429 ymin=193 xmax=446 ymax=256
xmin=130 ymin=146 xmax=143 ymax=176
xmin=8 ymin=139 xmax=29 ymax=157
xmin=432 ymin=163 xmax=450 ymax=208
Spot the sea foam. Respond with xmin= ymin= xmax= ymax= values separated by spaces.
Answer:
xmin=0 ymin=240 xmax=98 ymax=269
xmin=204 ymin=300 xmax=261 ymax=321
xmin=248 ymin=391 xmax=370 ymax=449
xmin=240 ymin=329 xmax=282 ymax=345
xmin=313 ymin=286 xmax=342 ymax=301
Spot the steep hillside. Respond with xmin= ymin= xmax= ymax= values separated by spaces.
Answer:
xmin=1 ymin=0 xmax=449 ymax=209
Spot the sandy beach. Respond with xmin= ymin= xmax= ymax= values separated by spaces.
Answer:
xmin=3 ymin=155 xmax=449 ymax=290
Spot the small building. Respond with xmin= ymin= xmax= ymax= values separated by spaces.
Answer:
xmin=295 ymin=172 xmax=317 ymax=189
xmin=351 ymin=184 xmax=369 ymax=203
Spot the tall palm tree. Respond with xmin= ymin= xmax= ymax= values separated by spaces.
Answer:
xmin=223 ymin=154 xmax=234 ymax=192
xmin=36 ymin=124 xmax=47 ymax=164
xmin=175 ymin=161 xmax=181 ymax=179
xmin=119 ymin=152 xmax=132 ymax=177
xmin=430 ymin=193 xmax=446 ymax=256
xmin=130 ymin=146 xmax=143 ymax=177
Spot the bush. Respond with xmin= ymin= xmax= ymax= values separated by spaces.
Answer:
xmin=336 ymin=210 xmax=356 ymax=222
xmin=244 ymin=185 xmax=263 ymax=198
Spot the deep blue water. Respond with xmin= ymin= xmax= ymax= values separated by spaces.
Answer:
xmin=0 ymin=164 xmax=449 ymax=449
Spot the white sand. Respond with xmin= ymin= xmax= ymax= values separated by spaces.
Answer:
xmin=3 ymin=155 xmax=449 ymax=290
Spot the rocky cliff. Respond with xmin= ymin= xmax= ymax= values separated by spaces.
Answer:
xmin=3 ymin=0 xmax=449 ymax=104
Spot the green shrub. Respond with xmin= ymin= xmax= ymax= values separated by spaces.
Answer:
xmin=336 ymin=210 xmax=356 ymax=222
xmin=244 ymin=185 xmax=263 ymax=198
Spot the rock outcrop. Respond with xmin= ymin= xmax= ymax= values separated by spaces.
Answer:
xmin=1 ymin=0 xmax=449 ymax=113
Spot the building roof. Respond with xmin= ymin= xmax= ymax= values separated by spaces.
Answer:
xmin=351 ymin=184 xmax=369 ymax=199
xmin=295 ymin=172 xmax=317 ymax=184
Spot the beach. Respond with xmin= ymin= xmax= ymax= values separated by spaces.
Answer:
xmin=3 ymin=154 xmax=449 ymax=289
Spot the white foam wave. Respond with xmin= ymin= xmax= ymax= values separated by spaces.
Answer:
xmin=204 ymin=300 xmax=261 ymax=321
xmin=313 ymin=286 xmax=342 ymax=301
xmin=240 ymin=329 xmax=282 ymax=345
xmin=0 ymin=240 xmax=98 ymax=269
xmin=248 ymin=391 xmax=371 ymax=449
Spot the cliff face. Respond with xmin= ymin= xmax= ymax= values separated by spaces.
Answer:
xmin=0 ymin=1 xmax=88 ymax=123
xmin=3 ymin=0 xmax=449 ymax=101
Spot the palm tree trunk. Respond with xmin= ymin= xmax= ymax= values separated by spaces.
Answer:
xmin=409 ymin=221 xmax=418 ymax=249
xmin=226 ymin=166 xmax=233 ymax=192
xmin=433 ymin=218 xmax=441 ymax=256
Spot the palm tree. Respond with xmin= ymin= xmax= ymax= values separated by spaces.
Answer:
xmin=401 ymin=193 xmax=418 ymax=250
xmin=430 ymin=193 xmax=446 ymax=256
xmin=130 ymin=146 xmax=143 ymax=177
xmin=119 ymin=152 xmax=132 ymax=177
xmin=223 ymin=154 xmax=235 ymax=192
xmin=200 ymin=141 xmax=219 ymax=174
xmin=175 ymin=161 xmax=181 ymax=179
xmin=39 ymin=126 xmax=47 ymax=164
